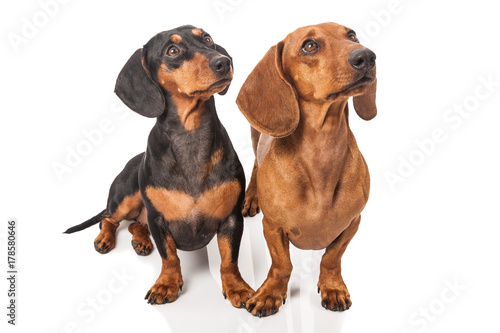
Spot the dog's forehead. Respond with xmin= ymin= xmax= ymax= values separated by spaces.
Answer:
xmin=149 ymin=26 xmax=208 ymax=48
xmin=287 ymin=22 xmax=351 ymax=43
xmin=167 ymin=26 xmax=208 ymax=42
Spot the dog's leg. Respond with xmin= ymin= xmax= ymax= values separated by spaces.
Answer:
xmin=242 ymin=127 xmax=260 ymax=217
xmin=128 ymin=207 xmax=153 ymax=256
xmin=242 ymin=160 xmax=259 ymax=217
xmin=246 ymin=217 xmax=292 ymax=317
xmin=317 ymin=215 xmax=361 ymax=311
xmin=94 ymin=191 xmax=143 ymax=254
xmin=217 ymin=212 xmax=255 ymax=308
xmin=145 ymin=215 xmax=183 ymax=305
xmin=128 ymin=223 xmax=153 ymax=256
xmin=94 ymin=217 xmax=119 ymax=254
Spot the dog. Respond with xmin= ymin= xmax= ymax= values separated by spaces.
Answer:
xmin=65 ymin=25 xmax=254 ymax=308
xmin=236 ymin=22 xmax=377 ymax=317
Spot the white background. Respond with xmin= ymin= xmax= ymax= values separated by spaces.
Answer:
xmin=1 ymin=0 xmax=500 ymax=332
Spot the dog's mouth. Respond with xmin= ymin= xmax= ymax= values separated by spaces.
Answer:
xmin=208 ymin=78 xmax=232 ymax=91
xmin=326 ymin=75 xmax=374 ymax=100
xmin=190 ymin=78 xmax=232 ymax=95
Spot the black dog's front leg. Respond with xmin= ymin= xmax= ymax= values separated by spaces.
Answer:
xmin=217 ymin=211 xmax=255 ymax=308
xmin=145 ymin=212 xmax=183 ymax=305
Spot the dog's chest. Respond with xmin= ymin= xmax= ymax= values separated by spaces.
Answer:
xmin=258 ymin=146 xmax=369 ymax=250
xmin=145 ymin=180 xmax=241 ymax=222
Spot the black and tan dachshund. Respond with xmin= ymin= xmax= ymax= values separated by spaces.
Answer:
xmin=65 ymin=25 xmax=254 ymax=308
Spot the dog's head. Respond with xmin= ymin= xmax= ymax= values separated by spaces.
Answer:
xmin=115 ymin=25 xmax=233 ymax=118
xmin=237 ymin=22 xmax=377 ymax=137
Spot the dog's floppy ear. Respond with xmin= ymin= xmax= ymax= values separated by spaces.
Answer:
xmin=353 ymin=66 xmax=377 ymax=120
xmin=236 ymin=42 xmax=299 ymax=138
xmin=115 ymin=48 xmax=165 ymax=118
xmin=215 ymin=44 xmax=232 ymax=96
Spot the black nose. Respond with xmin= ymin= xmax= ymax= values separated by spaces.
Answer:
xmin=348 ymin=48 xmax=376 ymax=73
xmin=210 ymin=56 xmax=231 ymax=75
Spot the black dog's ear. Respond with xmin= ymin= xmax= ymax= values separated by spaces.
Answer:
xmin=115 ymin=48 xmax=165 ymax=118
xmin=215 ymin=43 xmax=232 ymax=95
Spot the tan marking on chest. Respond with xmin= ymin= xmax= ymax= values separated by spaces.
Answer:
xmin=145 ymin=180 xmax=241 ymax=221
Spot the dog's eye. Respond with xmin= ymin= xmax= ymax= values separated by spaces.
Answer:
xmin=301 ymin=39 xmax=319 ymax=54
xmin=348 ymin=31 xmax=359 ymax=42
xmin=202 ymin=33 xmax=213 ymax=45
xmin=166 ymin=45 xmax=180 ymax=57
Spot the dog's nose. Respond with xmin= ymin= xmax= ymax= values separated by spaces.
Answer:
xmin=348 ymin=48 xmax=376 ymax=73
xmin=210 ymin=56 xmax=231 ymax=75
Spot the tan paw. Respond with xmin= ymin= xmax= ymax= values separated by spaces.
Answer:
xmin=318 ymin=281 xmax=352 ymax=311
xmin=94 ymin=229 xmax=116 ymax=254
xmin=242 ymin=189 xmax=259 ymax=217
xmin=222 ymin=276 xmax=255 ymax=308
xmin=246 ymin=278 xmax=287 ymax=317
xmin=145 ymin=280 xmax=183 ymax=305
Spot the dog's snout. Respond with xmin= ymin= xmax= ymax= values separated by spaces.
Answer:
xmin=348 ymin=49 xmax=376 ymax=73
xmin=210 ymin=56 xmax=231 ymax=75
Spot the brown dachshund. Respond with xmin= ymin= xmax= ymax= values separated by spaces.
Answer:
xmin=236 ymin=22 xmax=377 ymax=317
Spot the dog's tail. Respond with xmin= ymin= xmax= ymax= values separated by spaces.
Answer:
xmin=63 ymin=209 xmax=106 ymax=234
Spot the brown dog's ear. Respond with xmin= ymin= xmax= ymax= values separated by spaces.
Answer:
xmin=115 ymin=48 xmax=165 ymax=118
xmin=353 ymin=66 xmax=377 ymax=120
xmin=236 ymin=42 xmax=299 ymax=138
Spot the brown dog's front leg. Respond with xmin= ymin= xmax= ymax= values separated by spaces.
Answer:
xmin=318 ymin=215 xmax=361 ymax=311
xmin=242 ymin=126 xmax=261 ymax=217
xmin=145 ymin=234 xmax=183 ymax=305
xmin=242 ymin=159 xmax=260 ymax=217
xmin=246 ymin=218 xmax=292 ymax=317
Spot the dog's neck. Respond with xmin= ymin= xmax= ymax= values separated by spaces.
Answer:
xmin=165 ymin=92 xmax=214 ymax=132
xmin=152 ymin=94 xmax=220 ymax=153
xmin=289 ymin=98 xmax=350 ymax=143
xmin=280 ymin=98 xmax=351 ymax=177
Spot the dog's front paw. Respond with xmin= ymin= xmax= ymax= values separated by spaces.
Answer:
xmin=145 ymin=277 xmax=183 ymax=305
xmin=222 ymin=275 xmax=255 ymax=308
xmin=318 ymin=282 xmax=351 ymax=311
xmin=242 ymin=188 xmax=259 ymax=217
xmin=246 ymin=278 xmax=287 ymax=317
xmin=94 ymin=230 xmax=116 ymax=254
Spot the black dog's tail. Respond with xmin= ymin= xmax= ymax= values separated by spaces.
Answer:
xmin=63 ymin=209 xmax=106 ymax=234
